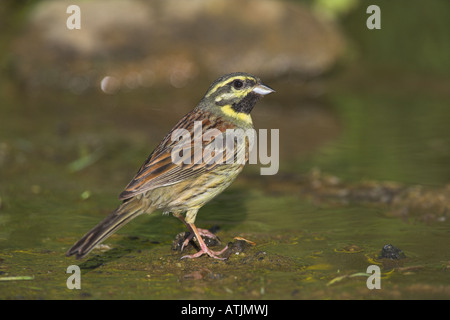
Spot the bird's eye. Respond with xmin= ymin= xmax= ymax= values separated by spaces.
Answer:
xmin=232 ymin=79 xmax=244 ymax=89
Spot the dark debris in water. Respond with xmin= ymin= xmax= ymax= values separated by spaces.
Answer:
xmin=221 ymin=238 xmax=255 ymax=260
xmin=379 ymin=244 xmax=406 ymax=260
xmin=172 ymin=232 xmax=191 ymax=252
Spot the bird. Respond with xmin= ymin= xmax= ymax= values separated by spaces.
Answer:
xmin=66 ymin=72 xmax=274 ymax=260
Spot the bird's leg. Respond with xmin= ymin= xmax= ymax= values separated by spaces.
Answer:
xmin=181 ymin=223 xmax=228 ymax=260
xmin=175 ymin=215 xmax=221 ymax=252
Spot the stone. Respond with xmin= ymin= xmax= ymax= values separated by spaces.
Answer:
xmin=11 ymin=0 xmax=345 ymax=93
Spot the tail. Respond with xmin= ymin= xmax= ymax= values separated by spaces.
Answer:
xmin=66 ymin=197 xmax=153 ymax=259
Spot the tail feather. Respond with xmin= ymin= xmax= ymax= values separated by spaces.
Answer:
xmin=66 ymin=198 xmax=152 ymax=259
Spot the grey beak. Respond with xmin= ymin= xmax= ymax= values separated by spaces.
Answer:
xmin=252 ymin=83 xmax=275 ymax=96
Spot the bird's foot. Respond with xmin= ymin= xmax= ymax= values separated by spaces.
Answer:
xmin=179 ymin=222 xmax=229 ymax=260
xmin=181 ymin=244 xmax=229 ymax=260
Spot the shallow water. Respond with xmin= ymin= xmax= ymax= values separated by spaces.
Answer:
xmin=1 ymin=1 xmax=450 ymax=300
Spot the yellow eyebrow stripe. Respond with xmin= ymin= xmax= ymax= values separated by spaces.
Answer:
xmin=220 ymin=105 xmax=253 ymax=124
xmin=206 ymin=76 xmax=250 ymax=97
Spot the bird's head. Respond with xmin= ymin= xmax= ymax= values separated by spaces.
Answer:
xmin=200 ymin=72 xmax=274 ymax=125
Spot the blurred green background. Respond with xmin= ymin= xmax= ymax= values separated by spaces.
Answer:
xmin=0 ymin=0 xmax=449 ymax=300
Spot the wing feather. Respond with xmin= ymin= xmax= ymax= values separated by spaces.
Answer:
xmin=119 ymin=109 xmax=245 ymax=200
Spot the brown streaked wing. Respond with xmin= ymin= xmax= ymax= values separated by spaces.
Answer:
xmin=119 ymin=109 xmax=239 ymax=200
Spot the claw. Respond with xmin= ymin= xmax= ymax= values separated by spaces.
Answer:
xmin=181 ymin=245 xmax=229 ymax=260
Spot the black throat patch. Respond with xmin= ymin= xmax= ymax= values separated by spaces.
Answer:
xmin=231 ymin=92 xmax=261 ymax=114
